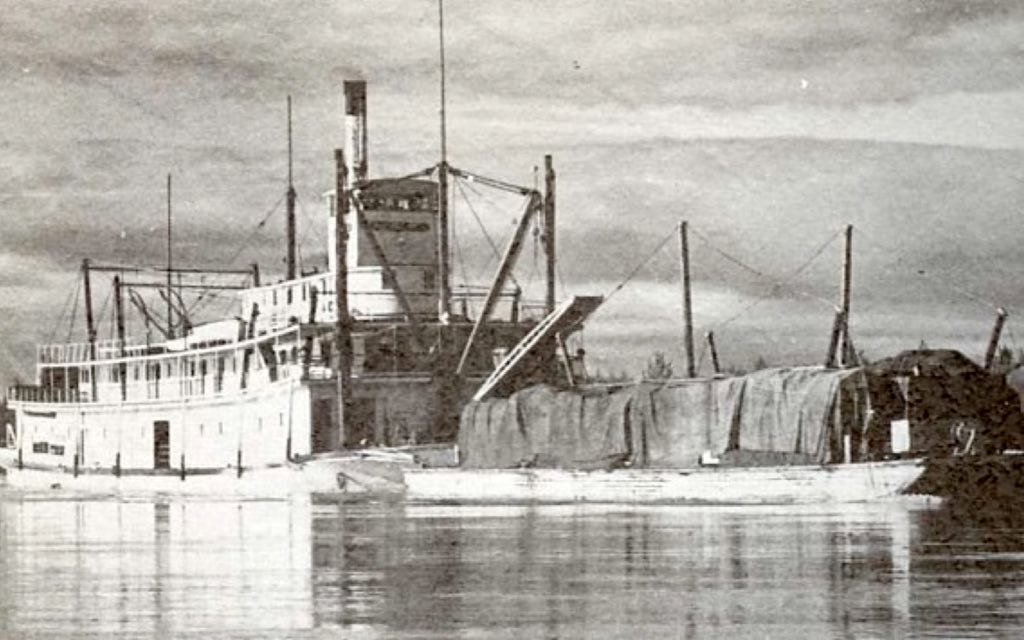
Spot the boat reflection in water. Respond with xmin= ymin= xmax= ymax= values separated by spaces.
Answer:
xmin=2 ymin=495 xmax=1023 ymax=638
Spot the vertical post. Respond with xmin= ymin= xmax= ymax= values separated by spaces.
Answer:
xmin=73 ymin=452 xmax=79 ymax=478
xmin=251 ymin=262 xmax=261 ymax=287
xmin=839 ymin=224 xmax=853 ymax=366
xmin=334 ymin=149 xmax=352 ymax=450
xmin=114 ymin=452 xmax=121 ymax=477
xmin=984 ymin=307 xmax=1009 ymax=370
xmin=436 ymin=1 xmax=451 ymax=322
xmin=678 ymin=221 xmax=696 ymax=378
xmin=166 ymin=174 xmax=174 ymax=338
xmin=114 ymin=275 xmax=127 ymax=401
xmin=825 ymin=309 xmax=845 ymax=369
xmin=82 ymin=259 xmax=98 ymax=400
xmin=286 ymin=95 xmax=297 ymax=280
xmin=543 ymin=154 xmax=556 ymax=315
xmin=180 ymin=453 xmax=186 ymax=481
xmin=706 ymin=331 xmax=721 ymax=375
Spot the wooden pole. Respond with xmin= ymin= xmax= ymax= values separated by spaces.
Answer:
xmin=251 ymin=262 xmax=261 ymax=287
xmin=984 ymin=307 xmax=1008 ymax=370
xmin=82 ymin=259 xmax=98 ymax=400
xmin=286 ymin=95 xmax=297 ymax=280
xmin=706 ymin=331 xmax=720 ymax=375
xmin=166 ymin=174 xmax=174 ymax=338
xmin=543 ymin=154 xmax=556 ymax=315
xmin=113 ymin=275 xmax=127 ymax=401
xmin=839 ymin=224 xmax=853 ymax=366
xmin=825 ymin=309 xmax=845 ymax=369
xmin=436 ymin=0 xmax=451 ymax=322
xmin=334 ymin=149 xmax=352 ymax=450
xmin=678 ymin=221 xmax=696 ymax=378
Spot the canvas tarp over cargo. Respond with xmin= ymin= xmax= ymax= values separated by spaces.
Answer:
xmin=458 ymin=367 xmax=867 ymax=469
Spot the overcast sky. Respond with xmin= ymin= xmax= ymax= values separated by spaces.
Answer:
xmin=2 ymin=0 xmax=1023 ymax=385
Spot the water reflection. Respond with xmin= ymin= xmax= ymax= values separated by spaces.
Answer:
xmin=1 ymin=495 xmax=1023 ymax=638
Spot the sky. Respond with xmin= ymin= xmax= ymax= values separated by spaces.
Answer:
xmin=1 ymin=0 xmax=1023 ymax=386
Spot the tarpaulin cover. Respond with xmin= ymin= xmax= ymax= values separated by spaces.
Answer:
xmin=457 ymin=367 xmax=865 ymax=469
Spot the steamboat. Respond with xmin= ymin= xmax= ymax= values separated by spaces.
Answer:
xmin=0 ymin=74 xmax=930 ymax=503
xmin=0 ymin=80 xmax=601 ymax=496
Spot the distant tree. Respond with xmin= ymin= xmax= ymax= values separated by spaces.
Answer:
xmin=918 ymin=339 xmax=929 ymax=351
xmin=752 ymin=355 xmax=769 ymax=371
xmin=642 ymin=352 xmax=674 ymax=381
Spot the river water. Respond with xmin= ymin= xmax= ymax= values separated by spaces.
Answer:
xmin=1 ymin=490 xmax=1022 ymax=639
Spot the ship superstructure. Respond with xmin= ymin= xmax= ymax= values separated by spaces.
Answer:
xmin=3 ymin=81 xmax=597 ymax=478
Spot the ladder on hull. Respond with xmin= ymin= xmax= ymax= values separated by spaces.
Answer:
xmin=472 ymin=295 xmax=603 ymax=402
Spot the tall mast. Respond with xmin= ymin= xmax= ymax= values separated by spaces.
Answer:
xmin=543 ymin=155 xmax=556 ymax=314
xmin=436 ymin=0 xmax=451 ymax=320
xmin=286 ymin=95 xmax=297 ymax=280
xmin=839 ymin=224 xmax=853 ymax=366
xmin=166 ymin=173 xmax=174 ymax=338
xmin=678 ymin=220 xmax=696 ymax=378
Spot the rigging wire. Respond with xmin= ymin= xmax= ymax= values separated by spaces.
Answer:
xmin=600 ymin=226 xmax=676 ymax=304
xmin=855 ymin=227 xmax=1002 ymax=312
xmin=454 ymin=176 xmax=524 ymax=289
xmin=65 ymin=281 xmax=82 ymax=343
xmin=706 ymin=227 xmax=843 ymax=331
xmin=224 ymin=193 xmax=286 ymax=268
xmin=46 ymin=275 xmax=79 ymax=344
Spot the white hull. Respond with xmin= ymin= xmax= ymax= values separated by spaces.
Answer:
xmin=2 ymin=443 xmax=925 ymax=504
xmin=400 ymin=460 xmax=927 ymax=505
xmin=0 ymin=449 xmax=405 ymax=499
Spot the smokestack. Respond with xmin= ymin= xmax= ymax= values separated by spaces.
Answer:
xmin=343 ymin=81 xmax=368 ymax=185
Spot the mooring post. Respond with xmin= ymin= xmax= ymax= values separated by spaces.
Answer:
xmin=678 ymin=221 xmax=696 ymax=378
xmin=236 ymin=449 xmax=243 ymax=478
xmin=984 ymin=307 xmax=1008 ymax=370
xmin=114 ymin=452 xmax=121 ymax=478
xmin=73 ymin=453 xmax=79 ymax=478
xmin=180 ymin=453 xmax=186 ymax=481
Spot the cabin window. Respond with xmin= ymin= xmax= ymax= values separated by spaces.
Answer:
xmin=112 ymin=367 xmax=119 ymax=382
xmin=32 ymin=442 xmax=48 ymax=454
xmin=81 ymin=369 xmax=90 ymax=383
xmin=273 ymin=289 xmax=278 ymax=305
xmin=50 ymin=444 xmax=64 ymax=456
xmin=189 ymin=361 xmax=196 ymax=377
xmin=301 ymin=284 xmax=307 ymax=301
xmin=287 ymin=287 xmax=293 ymax=304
